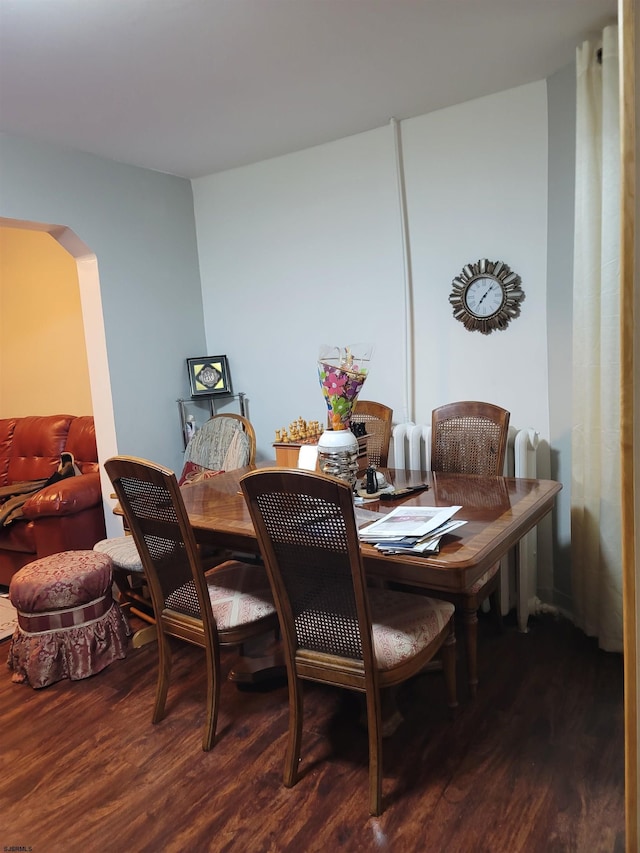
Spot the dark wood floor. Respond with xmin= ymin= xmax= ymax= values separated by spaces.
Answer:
xmin=0 ymin=609 xmax=624 ymax=853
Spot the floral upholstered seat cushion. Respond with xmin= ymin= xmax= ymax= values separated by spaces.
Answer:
xmin=94 ymin=536 xmax=143 ymax=573
xmin=351 ymin=589 xmax=454 ymax=672
xmin=290 ymin=589 xmax=453 ymax=672
xmin=165 ymin=559 xmax=276 ymax=630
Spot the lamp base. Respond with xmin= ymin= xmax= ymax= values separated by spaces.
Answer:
xmin=317 ymin=429 xmax=359 ymax=489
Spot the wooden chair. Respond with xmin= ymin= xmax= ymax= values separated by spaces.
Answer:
xmin=240 ymin=467 xmax=457 ymax=816
xmin=351 ymin=400 xmax=393 ymax=467
xmin=430 ymin=400 xmax=510 ymax=697
xmin=183 ymin=412 xmax=256 ymax=473
xmin=94 ymin=533 xmax=156 ymax=647
xmin=98 ymin=413 xmax=257 ymax=634
xmin=104 ymin=456 xmax=277 ymax=751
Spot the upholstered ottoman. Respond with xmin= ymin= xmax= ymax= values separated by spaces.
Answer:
xmin=7 ymin=550 xmax=131 ymax=688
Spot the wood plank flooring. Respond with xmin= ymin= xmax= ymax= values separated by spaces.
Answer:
xmin=0 ymin=611 xmax=624 ymax=852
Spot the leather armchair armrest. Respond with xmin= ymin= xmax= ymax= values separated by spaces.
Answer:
xmin=22 ymin=472 xmax=102 ymax=519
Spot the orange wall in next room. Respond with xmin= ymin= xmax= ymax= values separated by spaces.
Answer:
xmin=0 ymin=227 xmax=93 ymax=417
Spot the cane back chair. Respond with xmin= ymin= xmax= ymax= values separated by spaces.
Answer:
xmin=351 ymin=400 xmax=393 ymax=468
xmin=104 ymin=456 xmax=277 ymax=751
xmin=430 ymin=400 xmax=510 ymax=697
xmin=97 ymin=413 xmax=257 ymax=639
xmin=240 ymin=467 xmax=457 ymax=816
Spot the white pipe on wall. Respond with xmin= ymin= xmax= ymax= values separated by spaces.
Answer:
xmin=513 ymin=428 xmax=540 ymax=631
xmin=391 ymin=117 xmax=414 ymax=424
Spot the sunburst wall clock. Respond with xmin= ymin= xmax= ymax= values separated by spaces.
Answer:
xmin=449 ymin=258 xmax=525 ymax=334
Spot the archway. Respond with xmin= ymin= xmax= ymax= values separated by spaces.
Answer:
xmin=0 ymin=216 xmax=122 ymax=537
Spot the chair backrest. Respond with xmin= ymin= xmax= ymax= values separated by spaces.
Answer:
xmin=351 ymin=401 xmax=393 ymax=467
xmin=240 ymin=468 xmax=376 ymax=671
xmin=431 ymin=401 xmax=510 ymax=476
xmin=184 ymin=413 xmax=256 ymax=471
xmin=104 ymin=456 xmax=214 ymax=635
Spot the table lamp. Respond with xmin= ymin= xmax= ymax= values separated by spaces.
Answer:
xmin=316 ymin=343 xmax=372 ymax=488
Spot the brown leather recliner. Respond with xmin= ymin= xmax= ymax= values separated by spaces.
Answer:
xmin=0 ymin=415 xmax=106 ymax=586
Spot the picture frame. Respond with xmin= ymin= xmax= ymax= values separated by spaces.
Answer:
xmin=186 ymin=355 xmax=232 ymax=397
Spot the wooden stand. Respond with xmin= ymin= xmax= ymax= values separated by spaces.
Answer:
xmin=273 ymin=441 xmax=316 ymax=467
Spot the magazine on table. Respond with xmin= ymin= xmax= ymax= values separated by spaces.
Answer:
xmin=358 ymin=504 xmax=462 ymax=542
xmin=374 ymin=519 xmax=467 ymax=555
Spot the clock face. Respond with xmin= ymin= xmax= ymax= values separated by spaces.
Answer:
xmin=463 ymin=276 xmax=505 ymax=318
xmin=449 ymin=259 xmax=525 ymax=334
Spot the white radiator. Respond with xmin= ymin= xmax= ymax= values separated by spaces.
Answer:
xmin=391 ymin=422 xmax=539 ymax=632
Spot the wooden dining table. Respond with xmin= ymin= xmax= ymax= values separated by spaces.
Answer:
xmin=181 ymin=464 xmax=562 ymax=598
xmin=178 ymin=463 xmax=562 ymax=695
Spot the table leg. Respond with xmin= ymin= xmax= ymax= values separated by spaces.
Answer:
xmin=228 ymin=634 xmax=286 ymax=684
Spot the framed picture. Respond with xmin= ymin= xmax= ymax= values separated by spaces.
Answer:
xmin=186 ymin=355 xmax=232 ymax=397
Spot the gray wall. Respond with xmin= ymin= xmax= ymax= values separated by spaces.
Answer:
xmin=0 ymin=133 xmax=206 ymax=474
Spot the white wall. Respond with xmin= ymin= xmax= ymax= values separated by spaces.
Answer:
xmin=401 ymin=82 xmax=549 ymax=434
xmin=193 ymin=126 xmax=407 ymax=445
xmin=193 ymin=81 xmax=550 ymax=460
xmin=193 ymin=78 xmax=564 ymax=606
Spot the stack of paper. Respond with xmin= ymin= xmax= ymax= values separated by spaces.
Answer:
xmin=358 ymin=505 xmax=465 ymax=556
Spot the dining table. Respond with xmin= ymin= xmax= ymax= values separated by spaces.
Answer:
xmin=181 ymin=463 xmax=562 ymax=703
xmin=181 ymin=464 xmax=562 ymax=598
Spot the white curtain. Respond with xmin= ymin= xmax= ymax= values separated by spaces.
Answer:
xmin=571 ymin=25 xmax=622 ymax=652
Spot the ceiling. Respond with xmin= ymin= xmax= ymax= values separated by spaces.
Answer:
xmin=0 ymin=0 xmax=617 ymax=179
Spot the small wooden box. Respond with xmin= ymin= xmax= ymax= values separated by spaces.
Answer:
xmin=273 ymin=442 xmax=310 ymax=467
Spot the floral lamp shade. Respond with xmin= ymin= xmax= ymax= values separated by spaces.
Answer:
xmin=317 ymin=344 xmax=372 ymax=430
xmin=316 ymin=344 xmax=373 ymax=489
